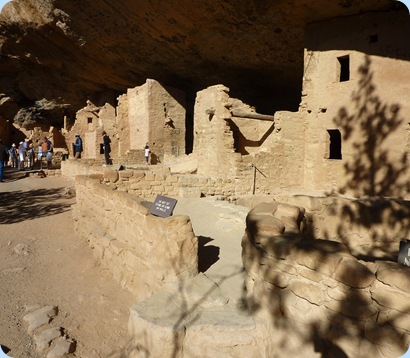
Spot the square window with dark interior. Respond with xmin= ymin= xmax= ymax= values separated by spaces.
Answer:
xmin=87 ymin=117 xmax=92 ymax=124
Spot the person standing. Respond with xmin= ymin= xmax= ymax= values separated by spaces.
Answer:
xmin=44 ymin=137 xmax=53 ymax=169
xmin=9 ymin=143 xmax=17 ymax=168
xmin=18 ymin=141 xmax=26 ymax=170
xmin=26 ymin=144 xmax=35 ymax=170
xmin=73 ymin=134 xmax=83 ymax=159
xmin=102 ymin=131 xmax=111 ymax=165
xmin=144 ymin=143 xmax=150 ymax=165
xmin=0 ymin=139 xmax=8 ymax=182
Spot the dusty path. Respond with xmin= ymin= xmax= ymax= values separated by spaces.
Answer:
xmin=0 ymin=175 xmax=135 ymax=358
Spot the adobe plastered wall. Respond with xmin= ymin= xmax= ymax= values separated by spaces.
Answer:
xmin=242 ymin=202 xmax=410 ymax=358
xmin=72 ymin=175 xmax=198 ymax=302
xmin=302 ymin=11 xmax=410 ymax=197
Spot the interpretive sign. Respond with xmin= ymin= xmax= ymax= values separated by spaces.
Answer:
xmin=150 ymin=195 xmax=177 ymax=218
xmin=398 ymin=240 xmax=410 ymax=266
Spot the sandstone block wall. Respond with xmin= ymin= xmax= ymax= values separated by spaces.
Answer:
xmin=72 ymin=175 xmax=198 ymax=302
xmin=61 ymin=160 xmax=257 ymax=198
xmin=242 ymin=202 xmax=410 ymax=358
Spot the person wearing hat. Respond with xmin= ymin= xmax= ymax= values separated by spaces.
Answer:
xmin=8 ymin=143 xmax=17 ymax=168
xmin=73 ymin=134 xmax=83 ymax=159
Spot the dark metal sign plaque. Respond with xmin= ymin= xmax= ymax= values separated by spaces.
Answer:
xmin=150 ymin=195 xmax=177 ymax=218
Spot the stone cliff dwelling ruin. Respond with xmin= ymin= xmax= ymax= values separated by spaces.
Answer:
xmin=0 ymin=1 xmax=410 ymax=357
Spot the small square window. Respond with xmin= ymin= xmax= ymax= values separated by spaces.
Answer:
xmin=87 ymin=117 xmax=93 ymax=124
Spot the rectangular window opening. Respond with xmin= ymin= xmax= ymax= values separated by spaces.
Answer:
xmin=327 ymin=129 xmax=342 ymax=160
xmin=87 ymin=117 xmax=93 ymax=124
xmin=337 ymin=56 xmax=350 ymax=82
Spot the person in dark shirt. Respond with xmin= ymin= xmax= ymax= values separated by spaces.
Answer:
xmin=102 ymin=131 xmax=111 ymax=165
xmin=74 ymin=134 xmax=83 ymax=159
xmin=0 ymin=139 xmax=8 ymax=182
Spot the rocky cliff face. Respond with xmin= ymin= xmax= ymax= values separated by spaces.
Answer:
xmin=0 ymin=0 xmax=398 ymax=128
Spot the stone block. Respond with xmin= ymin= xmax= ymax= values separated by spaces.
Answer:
xmin=376 ymin=263 xmax=410 ymax=292
xmin=23 ymin=306 xmax=58 ymax=333
xmin=247 ymin=202 xmax=279 ymax=216
xmin=274 ymin=203 xmax=304 ymax=221
xmin=118 ymin=169 xmax=134 ymax=178
xmin=324 ymin=297 xmax=377 ymax=319
xmin=289 ymin=279 xmax=325 ymax=305
xmin=34 ymin=327 xmax=62 ymax=352
xmin=364 ymin=322 xmax=408 ymax=357
xmin=333 ymin=259 xmax=375 ymax=288
xmin=47 ymin=339 xmax=76 ymax=357
xmin=246 ymin=214 xmax=285 ymax=239
xmin=145 ymin=173 xmax=155 ymax=181
xmin=370 ymin=284 xmax=410 ymax=313
xmin=179 ymin=186 xmax=202 ymax=198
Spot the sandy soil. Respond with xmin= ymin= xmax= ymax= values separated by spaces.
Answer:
xmin=0 ymin=175 xmax=135 ymax=358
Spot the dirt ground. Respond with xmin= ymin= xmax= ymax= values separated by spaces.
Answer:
xmin=0 ymin=174 xmax=136 ymax=358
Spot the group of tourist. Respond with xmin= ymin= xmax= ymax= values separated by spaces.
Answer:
xmin=0 ymin=137 xmax=54 ymax=182
xmin=73 ymin=131 xmax=150 ymax=165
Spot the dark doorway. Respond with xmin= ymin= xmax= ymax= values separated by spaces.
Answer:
xmin=338 ymin=56 xmax=350 ymax=82
xmin=327 ymin=129 xmax=342 ymax=159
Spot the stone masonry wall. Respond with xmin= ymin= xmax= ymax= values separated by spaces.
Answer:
xmin=242 ymin=202 xmax=410 ymax=358
xmin=72 ymin=175 xmax=198 ymax=302
xmin=61 ymin=160 xmax=257 ymax=198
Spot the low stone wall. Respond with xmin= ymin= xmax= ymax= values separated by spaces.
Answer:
xmin=72 ymin=175 xmax=198 ymax=302
xmin=242 ymin=202 xmax=410 ymax=358
xmin=61 ymin=160 xmax=256 ymax=198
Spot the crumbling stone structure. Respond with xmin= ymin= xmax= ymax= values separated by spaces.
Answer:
xmin=65 ymin=79 xmax=186 ymax=165
xmin=65 ymin=100 xmax=117 ymax=160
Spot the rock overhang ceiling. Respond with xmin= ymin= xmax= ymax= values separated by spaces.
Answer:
xmin=0 ymin=0 xmax=404 ymax=127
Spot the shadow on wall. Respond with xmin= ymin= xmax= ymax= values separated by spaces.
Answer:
xmin=326 ymin=55 xmax=410 ymax=259
xmin=0 ymin=187 xmax=73 ymax=224
xmin=239 ymin=56 xmax=410 ymax=358
xmin=226 ymin=119 xmax=275 ymax=155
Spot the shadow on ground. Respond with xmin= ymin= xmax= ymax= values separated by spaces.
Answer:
xmin=0 ymin=187 xmax=73 ymax=224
